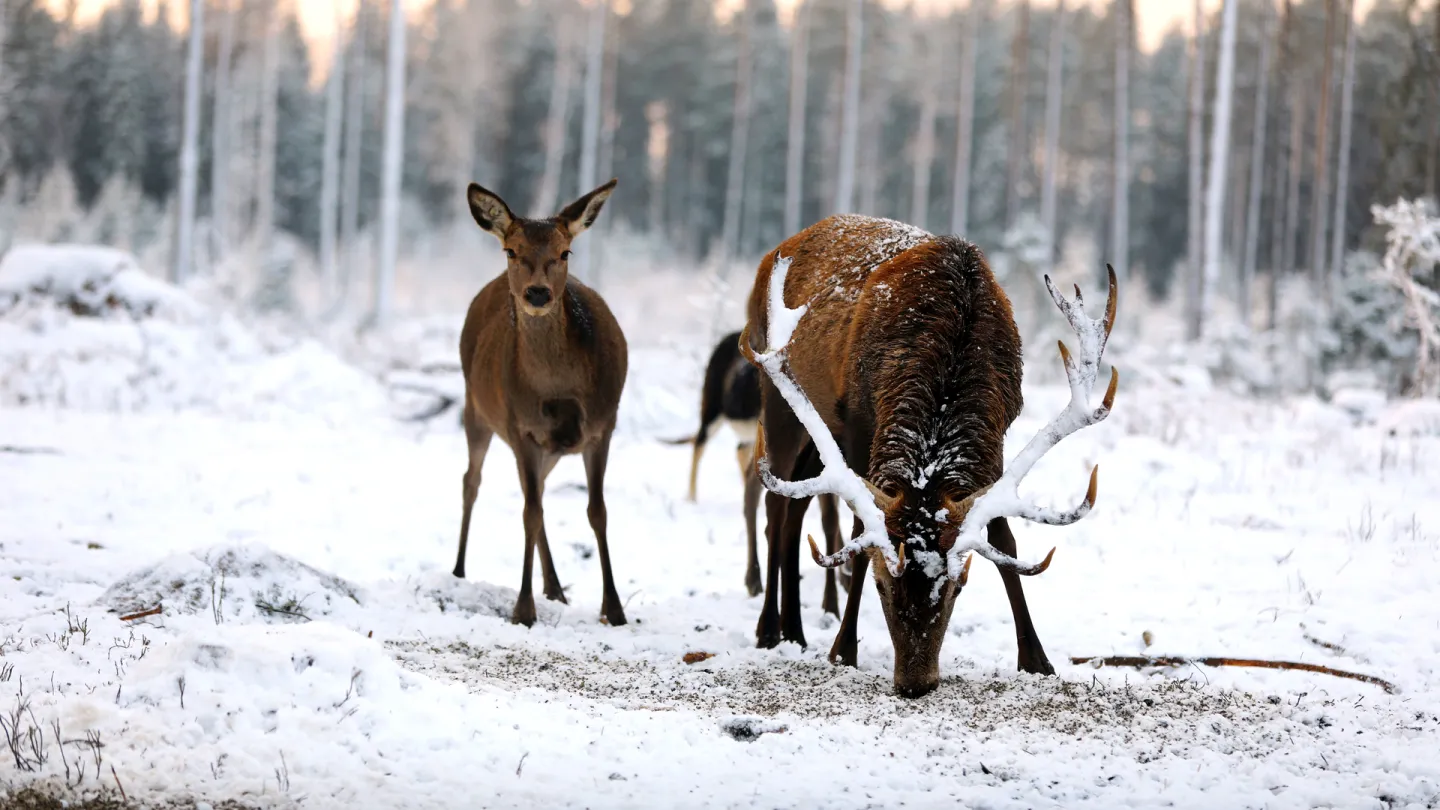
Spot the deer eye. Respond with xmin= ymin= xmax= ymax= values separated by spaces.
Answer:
xmin=560 ymin=250 xmax=572 ymax=261
xmin=504 ymin=248 xmax=516 ymax=259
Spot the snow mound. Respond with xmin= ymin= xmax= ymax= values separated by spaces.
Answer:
xmin=0 ymin=244 xmax=389 ymax=419
xmin=1378 ymin=399 xmax=1440 ymax=437
xmin=422 ymin=571 xmax=564 ymax=624
xmin=1330 ymin=387 xmax=1388 ymax=425
xmin=99 ymin=544 xmax=363 ymax=624
xmin=0 ymin=243 xmax=199 ymax=319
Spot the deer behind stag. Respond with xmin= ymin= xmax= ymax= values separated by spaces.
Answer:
xmin=452 ymin=178 xmax=630 ymax=629
xmin=687 ymin=330 xmax=847 ymax=605
xmin=742 ymin=214 xmax=1117 ymax=697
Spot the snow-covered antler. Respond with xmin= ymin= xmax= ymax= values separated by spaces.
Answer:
xmin=940 ymin=265 xmax=1119 ymax=580
xmin=738 ymin=255 xmax=905 ymax=578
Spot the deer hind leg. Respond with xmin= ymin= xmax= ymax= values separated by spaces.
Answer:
xmin=829 ymin=516 xmax=869 ymax=667
xmin=818 ymin=494 xmax=842 ymax=617
xmin=453 ymin=408 xmax=494 ymax=579
xmin=535 ymin=454 xmax=567 ymax=604
xmin=584 ymin=429 xmax=627 ymax=627
xmin=987 ymin=517 xmax=1055 ymax=675
xmin=511 ymin=442 xmax=547 ymax=627
xmin=741 ymin=447 xmax=763 ymax=597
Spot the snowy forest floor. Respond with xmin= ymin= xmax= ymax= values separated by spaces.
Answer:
xmin=4 ymin=267 xmax=1440 ymax=807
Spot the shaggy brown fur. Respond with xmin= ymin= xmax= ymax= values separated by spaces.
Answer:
xmin=745 ymin=214 xmax=1053 ymax=697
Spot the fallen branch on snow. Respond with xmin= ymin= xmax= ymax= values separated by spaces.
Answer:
xmin=1070 ymin=655 xmax=1397 ymax=694
xmin=119 ymin=605 xmax=162 ymax=622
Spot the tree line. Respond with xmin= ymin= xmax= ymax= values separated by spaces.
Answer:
xmin=0 ymin=0 xmax=1436 ymax=329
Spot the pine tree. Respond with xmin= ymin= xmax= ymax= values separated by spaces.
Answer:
xmin=374 ymin=0 xmax=406 ymax=324
xmin=174 ymin=0 xmax=205 ymax=282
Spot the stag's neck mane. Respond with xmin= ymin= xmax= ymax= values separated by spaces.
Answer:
xmin=863 ymin=238 xmax=1023 ymax=501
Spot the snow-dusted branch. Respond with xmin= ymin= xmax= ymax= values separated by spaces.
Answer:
xmin=940 ymin=266 xmax=1119 ymax=581
xmin=738 ymin=256 xmax=903 ymax=578
xmin=1372 ymin=199 xmax=1440 ymax=397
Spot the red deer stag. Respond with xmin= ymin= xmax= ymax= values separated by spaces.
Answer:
xmin=741 ymin=214 xmax=1117 ymax=697
xmin=453 ymin=178 xmax=629 ymax=629
xmin=686 ymin=331 xmax=846 ymax=606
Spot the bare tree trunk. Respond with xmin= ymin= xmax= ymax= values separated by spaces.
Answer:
xmin=951 ymin=0 xmax=983 ymax=235
xmin=319 ymin=0 xmax=345 ymax=300
xmin=910 ymin=26 xmax=939 ymax=229
xmin=834 ymin=0 xmax=862 ymax=214
xmin=646 ymin=102 xmax=667 ymax=235
xmin=375 ymin=0 xmax=406 ymax=325
xmin=1184 ymin=0 xmax=1205 ymax=340
xmin=336 ymin=1 xmax=366 ymax=318
xmin=1328 ymin=0 xmax=1357 ymax=277
xmin=532 ymin=20 xmax=576 ymax=217
xmin=1241 ymin=0 xmax=1275 ymax=329
xmin=575 ymin=0 xmax=606 ymax=282
xmin=1282 ymin=87 xmax=1306 ymax=291
xmin=254 ymin=0 xmax=280 ymax=274
xmin=598 ymin=12 xmax=619 ymax=204
xmin=174 ymin=0 xmax=205 ymax=283
xmin=1109 ymin=0 xmax=1128 ymax=282
xmin=784 ymin=0 xmax=811 ymax=237
xmin=1005 ymin=0 xmax=1031 ymax=231
xmin=1309 ymin=0 xmax=1337 ymax=296
xmin=1040 ymin=0 xmax=1067 ymax=261
xmin=210 ymin=0 xmax=236 ymax=257
xmin=720 ymin=0 xmax=755 ymax=267
xmin=1200 ymin=0 xmax=1238 ymax=331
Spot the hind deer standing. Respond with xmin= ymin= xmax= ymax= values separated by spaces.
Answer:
xmin=452 ymin=179 xmax=629 ymax=628
xmin=742 ymin=214 xmax=1117 ymax=697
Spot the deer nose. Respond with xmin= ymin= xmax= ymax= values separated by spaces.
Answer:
xmin=524 ymin=286 xmax=552 ymax=308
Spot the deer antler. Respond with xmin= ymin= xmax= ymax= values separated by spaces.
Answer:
xmin=739 ymin=255 xmax=905 ymax=578
xmin=940 ymin=265 xmax=1119 ymax=581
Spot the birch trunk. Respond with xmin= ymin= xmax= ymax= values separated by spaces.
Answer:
xmin=210 ymin=0 xmax=236 ymax=256
xmin=1110 ymin=0 xmax=1128 ymax=282
xmin=336 ymin=1 xmax=366 ymax=318
xmin=319 ymin=0 xmax=345 ymax=300
xmin=1039 ymin=0 xmax=1066 ymax=262
xmin=575 ymin=0 xmax=606 ymax=282
xmin=951 ymin=0 xmax=983 ymax=235
xmin=719 ymin=0 xmax=755 ymax=267
xmin=174 ymin=0 xmax=205 ymax=283
xmin=1328 ymin=0 xmax=1356 ymax=278
xmin=1309 ymin=0 xmax=1336 ymax=296
xmin=1004 ymin=0 xmax=1031 ymax=230
xmin=784 ymin=0 xmax=811 ymax=237
xmin=374 ymin=0 xmax=406 ymax=325
xmin=834 ymin=0 xmax=863 ymax=214
xmin=1184 ymin=0 xmax=1205 ymax=340
xmin=254 ymin=0 xmax=280 ymax=272
xmin=532 ymin=20 xmax=576 ymax=217
xmin=910 ymin=26 xmax=939 ymax=229
xmin=1200 ymin=0 xmax=1238 ymax=332
xmin=1241 ymin=0 xmax=1275 ymax=328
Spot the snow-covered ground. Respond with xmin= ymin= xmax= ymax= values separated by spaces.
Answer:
xmin=3 ymin=250 xmax=1440 ymax=808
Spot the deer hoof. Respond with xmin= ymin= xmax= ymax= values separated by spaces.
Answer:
xmin=744 ymin=570 xmax=762 ymax=598
xmin=511 ymin=601 xmax=537 ymax=628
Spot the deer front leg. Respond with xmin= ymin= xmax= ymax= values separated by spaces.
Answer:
xmin=534 ymin=454 xmax=567 ymax=604
xmin=453 ymin=409 xmax=493 ymax=579
xmin=584 ymin=430 xmax=627 ymax=627
xmin=829 ymin=517 xmax=868 ymax=667
xmin=511 ymin=442 xmax=546 ymax=627
xmin=988 ymin=518 xmax=1055 ymax=675
xmin=819 ymin=494 xmax=842 ymax=617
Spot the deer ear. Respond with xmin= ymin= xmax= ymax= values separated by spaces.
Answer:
xmin=557 ymin=178 xmax=617 ymax=237
xmin=467 ymin=183 xmax=514 ymax=242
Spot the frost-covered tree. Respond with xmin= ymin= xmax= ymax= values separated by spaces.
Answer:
xmin=1372 ymin=199 xmax=1440 ymax=397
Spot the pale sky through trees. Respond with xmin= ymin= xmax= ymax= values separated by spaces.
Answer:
xmin=57 ymin=0 xmax=1376 ymax=85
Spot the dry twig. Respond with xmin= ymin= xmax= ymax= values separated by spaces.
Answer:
xmin=120 ymin=605 xmax=163 ymax=622
xmin=1071 ymin=655 xmax=1397 ymax=694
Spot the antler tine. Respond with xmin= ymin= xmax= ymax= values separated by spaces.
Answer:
xmin=940 ymin=269 xmax=1120 ymax=582
xmin=746 ymin=255 xmax=904 ymax=578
